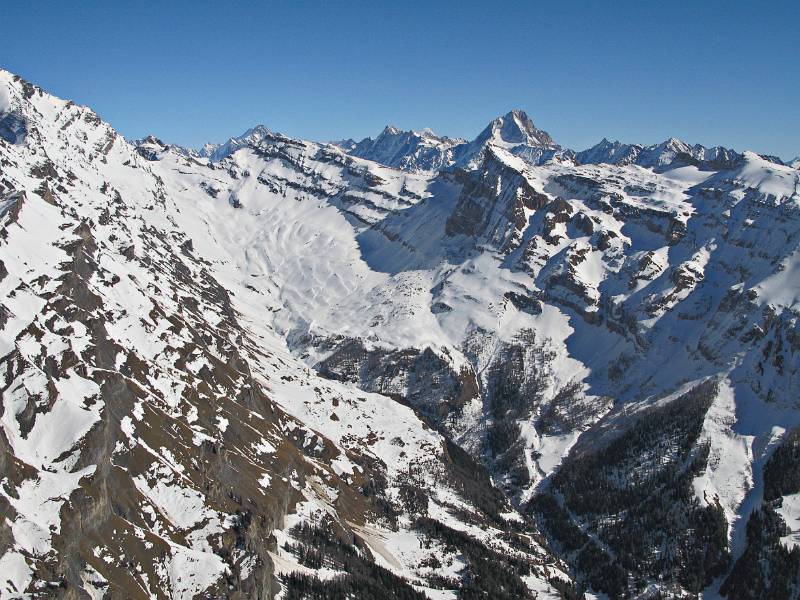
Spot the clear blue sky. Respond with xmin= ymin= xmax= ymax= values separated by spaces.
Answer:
xmin=3 ymin=1 xmax=798 ymax=159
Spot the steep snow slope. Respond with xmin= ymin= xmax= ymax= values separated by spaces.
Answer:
xmin=0 ymin=71 xmax=569 ymax=599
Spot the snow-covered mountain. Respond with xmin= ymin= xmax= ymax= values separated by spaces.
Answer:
xmin=0 ymin=71 xmax=568 ymax=600
xmin=2 ymin=69 xmax=800 ymax=599
xmin=576 ymin=137 xmax=746 ymax=171
xmin=344 ymin=112 xmax=793 ymax=177
xmin=575 ymin=137 xmax=793 ymax=173
xmin=197 ymin=124 xmax=275 ymax=162
xmin=453 ymin=109 xmax=567 ymax=169
xmin=573 ymin=137 xmax=643 ymax=166
xmin=347 ymin=126 xmax=465 ymax=173
xmin=341 ymin=110 xmax=567 ymax=173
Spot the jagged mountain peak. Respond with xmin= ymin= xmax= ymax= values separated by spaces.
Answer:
xmin=329 ymin=137 xmax=357 ymax=151
xmin=576 ymin=138 xmax=642 ymax=166
xmin=346 ymin=110 xmax=564 ymax=172
xmin=590 ymin=137 xmax=639 ymax=152
xmin=592 ymin=137 xmax=617 ymax=147
xmin=197 ymin=123 xmax=275 ymax=161
xmin=133 ymin=134 xmax=206 ymax=162
xmin=348 ymin=123 xmax=465 ymax=172
xmin=379 ymin=124 xmax=402 ymax=136
xmin=373 ymin=123 xmax=460 ymax=144
xmin=239 ymin=123 xmax=272 ymax=138
xmin=576 ymin=134 xmax=748 ymax=171
xmin=453 ymin=109 xmax=564 ymax=169
xmin=138 ymin=134 xmax=164 ymax=145
xmin=477 ymin=109 xmax=558 ymax=149
xmin=662 ymin=135 xmax=687 ymax=146
xmin=221 ymin=123 xmax=275 ymax=148
xmin=132 ymin=134 xmax=171 ymax=160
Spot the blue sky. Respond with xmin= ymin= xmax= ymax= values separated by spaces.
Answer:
xmin=3 ymin=1 xmax=798 ymax=159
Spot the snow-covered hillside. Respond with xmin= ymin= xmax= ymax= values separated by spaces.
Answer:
xmin=1 ymin=69 xmax=799 ymax=599
xmin=0 ymin=71 xmax=569 ymax=600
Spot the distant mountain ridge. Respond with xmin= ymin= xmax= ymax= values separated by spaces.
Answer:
xmin=574 ymin=136 xmax=784 ymax=172
xmin=345 ymin=125 xmax=465 ymax=172
xmin=180 ymin=108 xmax=795 ymax=175
xmin=196 ymin=124 xmax=274 ymax=162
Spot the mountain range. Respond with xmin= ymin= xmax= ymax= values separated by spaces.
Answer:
xmin=1 ymin=69 xmax=800 ymax=599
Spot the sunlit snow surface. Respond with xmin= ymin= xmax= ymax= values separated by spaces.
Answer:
xmin=0 ymin=70 xmax=569 ymax=599
xmin=147 ymin=118 xmax=800 ymax=586
xmin=2 ymin=67 xmax=800 ymax=598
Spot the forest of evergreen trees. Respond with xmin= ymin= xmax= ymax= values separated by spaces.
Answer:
xmin=529 ymin=379 xmax=728 ymax=597
xmin=721 ymin=426 xmax=800 ymax=599
xmin=282 ymin=521 xmax=428 ymax=600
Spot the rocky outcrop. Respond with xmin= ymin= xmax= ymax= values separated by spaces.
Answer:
xmin=317 ymin=339 xmax=479 ymax=429
xmin=444 ymin=147 xmax=549 ymax=252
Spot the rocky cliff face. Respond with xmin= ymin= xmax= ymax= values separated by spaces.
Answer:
xmin=2 ymin=69 xmax=800 ymax=599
